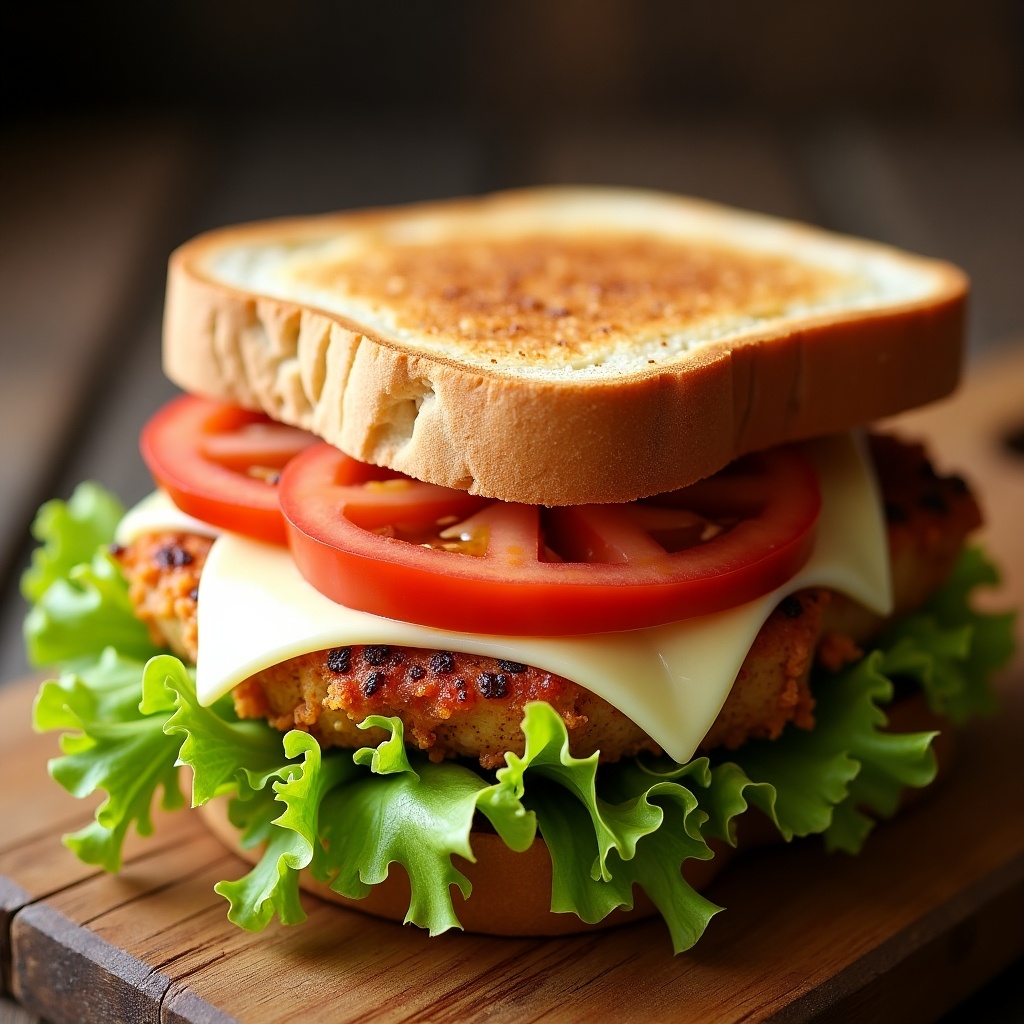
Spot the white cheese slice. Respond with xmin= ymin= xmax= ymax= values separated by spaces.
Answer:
xmin=116 ymin=490 xmax=221 ymax=544
xmin=124 ymin=431 xmax=886 ymax=764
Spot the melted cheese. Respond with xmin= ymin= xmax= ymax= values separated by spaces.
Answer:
xmin=116 ymin=491 xmax=220 ymax=544
xmin=119 ymin=433 xmax=891 ymax=763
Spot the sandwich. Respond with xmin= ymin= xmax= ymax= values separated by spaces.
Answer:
xmin=24 ymin=187 xmax=1015 ymax=952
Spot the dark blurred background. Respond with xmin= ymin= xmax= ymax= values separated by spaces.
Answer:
xmin=0 ymin=4 xmax=1022 ymax=1020
xmin=4 ymin=1 xmax=1023 ymax=125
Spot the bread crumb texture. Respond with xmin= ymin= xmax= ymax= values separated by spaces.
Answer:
xmin=288 ymin=234 xmax=854 ymax=371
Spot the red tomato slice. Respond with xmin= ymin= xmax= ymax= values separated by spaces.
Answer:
xmin=140 ymin=396 xmax=318 ymax=544
xmin=279 ymin=443 xmax=822 ymax=635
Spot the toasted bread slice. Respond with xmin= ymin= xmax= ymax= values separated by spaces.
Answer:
xmin=164 ymin=187 xmax=966 ymax=504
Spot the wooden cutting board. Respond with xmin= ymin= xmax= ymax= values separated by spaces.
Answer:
xmin=2 ymin=346 xmax=1023 ymax=1024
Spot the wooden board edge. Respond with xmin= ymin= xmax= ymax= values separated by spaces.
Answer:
xmin=0 ymin=879 xmax=31 ymax=998
xmin=9 ymin=901 xmax=220 ymax=1024
xmin=768 ymin=854 xmax=1024 ymax=1024
xmin=163 ymin=986 xmax=242 ymax=1024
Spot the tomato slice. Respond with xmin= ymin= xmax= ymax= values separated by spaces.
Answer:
xmin=140 ymin=395 xmax=318 ymax=544
xmin=279 ymin=443 xmax=822 ymax=635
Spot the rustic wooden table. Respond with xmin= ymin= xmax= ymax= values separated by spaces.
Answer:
xmin=1 ymin=115 xmax=1022 ymax=1022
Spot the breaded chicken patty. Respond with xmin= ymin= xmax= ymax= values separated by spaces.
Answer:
xmin=114 ymin=434 xmax=980 ymax=767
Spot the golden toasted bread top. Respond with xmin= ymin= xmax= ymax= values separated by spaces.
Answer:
xmin=286 ymin=232 xmax=851 ymax=370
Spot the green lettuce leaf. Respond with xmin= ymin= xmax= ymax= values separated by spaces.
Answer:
xmin=809 ymin=654 xmax=937 ymax=853
xmin=495 ymin=704 xmax=718 ymax=951
xmin=502 ymin=702 xmax=667 ymax=881
xmin=22 ymin=482 xmax=125 ymax=603
xmin=33 ymin=651 xmax=185 ymax=872
xmin=316 ymin=716 xmax=534 ymax=934
xmin=720 ymin=648 xmax=936 ymax=854
xmin=821 ymin=652 xmax=937 ymax=853
xmin=154 ymin=654 xmax=293 ymax=804
xmin=215 ymin=732 xmax=353 ymax=929
xmin=24 ymin=546 xmax=161 ymax=667
xmin=695 ymin=760 xmax=777 ymax=847
xmin=883 ymin=547 xmax=1015 ymax=721
xmin=228 ymin=786 xmax=283 ymax=849
xmin=34 ymin=647 xmax=156 ymax=733
xmin=22 ymin=484 xmax=159 ymax=669
xmin=531 ymin=747 xmax=720 ymax=953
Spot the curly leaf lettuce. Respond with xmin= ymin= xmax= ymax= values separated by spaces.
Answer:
xmin=884 ymin=546 xmax=1014 ymax=721
xmin=214 ymin=732 xmax=354 ymax=929
xmin=32 ymin=650 xmax=185 ymax=871
xmin=154 ymin=654 xmax=292 ymax=804
xmin=22 ymin=482 xmax=125 ymax=603
xmin=23 ymin=484 xmax=158 ymax=667
xmin=724 ymin=650 xmax=938 ymax=854
xmin=315 ymin=718 xmax=532 ymax=934
xmin=529 ymin=750 xmax=720 ymax=953
xmin=25 ymin=482 xmax=1016 ymax=951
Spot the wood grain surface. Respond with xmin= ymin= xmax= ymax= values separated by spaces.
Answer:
xmin=1 ymin=348 xmax=1022 ymax=1023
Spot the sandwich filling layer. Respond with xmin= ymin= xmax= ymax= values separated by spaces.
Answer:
xmin=118 ymin=432 xmax=898 ymax=763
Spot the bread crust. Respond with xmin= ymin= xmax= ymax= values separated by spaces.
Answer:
xmin=164 ymin=188 xmax=967 ymax=505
